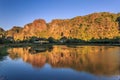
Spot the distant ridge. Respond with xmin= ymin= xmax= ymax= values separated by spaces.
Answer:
xmin=1 ymin=12 xmax=120 ymax=41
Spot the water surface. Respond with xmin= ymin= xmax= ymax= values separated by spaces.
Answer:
xmin=0 ymin=45 xmax=120 ymax=80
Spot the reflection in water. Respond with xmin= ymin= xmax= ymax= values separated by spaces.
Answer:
xmin=7 ymin=46 xmax=120 ymax=76
xmin=29 ymin=46 xmax=53 ymax=54
xmin=0 ymin=47 xmax=8 ymax=61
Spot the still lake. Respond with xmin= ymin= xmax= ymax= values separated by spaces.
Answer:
xmin=0 ymin=45 xmax=120 ymax=80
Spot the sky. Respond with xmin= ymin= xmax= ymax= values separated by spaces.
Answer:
xmin=0 ymin=0 xmax=120 ymax=30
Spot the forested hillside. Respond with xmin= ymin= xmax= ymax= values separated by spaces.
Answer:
xmin=1 ymin=12 xmax=120 ymax=42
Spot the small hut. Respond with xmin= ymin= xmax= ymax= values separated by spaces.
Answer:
xmin=33 ymin=38 xmax=49 ymax=44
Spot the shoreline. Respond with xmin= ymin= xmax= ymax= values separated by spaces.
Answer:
xmin=0 ymin=43 xmax=120 ymax=48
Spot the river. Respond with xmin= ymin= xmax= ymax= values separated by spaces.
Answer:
xmin=0 ymin=45 xmax=120 ymax=80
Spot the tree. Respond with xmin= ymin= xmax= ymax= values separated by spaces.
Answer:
xmin=48 ymin=37 xmax=56 ymax=43
xmin=116 ymin=17 xmax=120 ymax=30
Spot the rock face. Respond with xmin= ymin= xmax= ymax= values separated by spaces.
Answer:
xmin=6 ymin=19 xmax=47 ymax=40
xmin=47 ymin=19 xmax=71 ymax=39
xmin=19 ymin=19 xmax=47 ymax=40
xmin=5 ymin=12 xmax=120 ymax=41
xmin=23 ymin=19 xmax=47 ymax=36
xmin=6 ymin=26 xmax=23 ymax=40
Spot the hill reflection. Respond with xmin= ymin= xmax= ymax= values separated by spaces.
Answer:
xmin=7 ymin=46 xmax=120 ymax=75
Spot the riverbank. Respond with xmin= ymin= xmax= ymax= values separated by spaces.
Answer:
xmin=0 ymin=42 xmax=120 ymax=48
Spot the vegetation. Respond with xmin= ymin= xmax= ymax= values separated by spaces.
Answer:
xmin=0 ymin=12 xmax=120 ymax=44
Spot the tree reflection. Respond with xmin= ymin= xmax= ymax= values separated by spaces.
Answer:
xmin=7 ymin=46 xmax=120 ymax=75
xmin=0 ymin=47 xmax=8 ymax=61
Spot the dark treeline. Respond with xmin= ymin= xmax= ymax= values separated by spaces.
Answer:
xmin=0 ymin=36 xmax=120 ymax=45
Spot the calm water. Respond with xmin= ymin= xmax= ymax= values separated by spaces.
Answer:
xmin=0 ymin=45 xmax=120 ymax=80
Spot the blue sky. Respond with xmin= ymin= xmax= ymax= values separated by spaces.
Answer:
xmin=0 ymin=0 xmax=120 ymax=30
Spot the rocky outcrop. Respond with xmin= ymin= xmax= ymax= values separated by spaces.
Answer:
xmin=5 ymin=19 xmax=47 ymax=40
xmin=6 ymin=26 xmax=23 ymax=40
xmin=16 ymin=19 xmax=47 ymax=40
xmin=4 ymin=12 xmax=120 ymax=41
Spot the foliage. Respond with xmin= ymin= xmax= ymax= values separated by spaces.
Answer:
xmin=48 ymin=37 xmax=57 ymax=43
xmin=1 ymin=12 xmax=120 ymax=43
